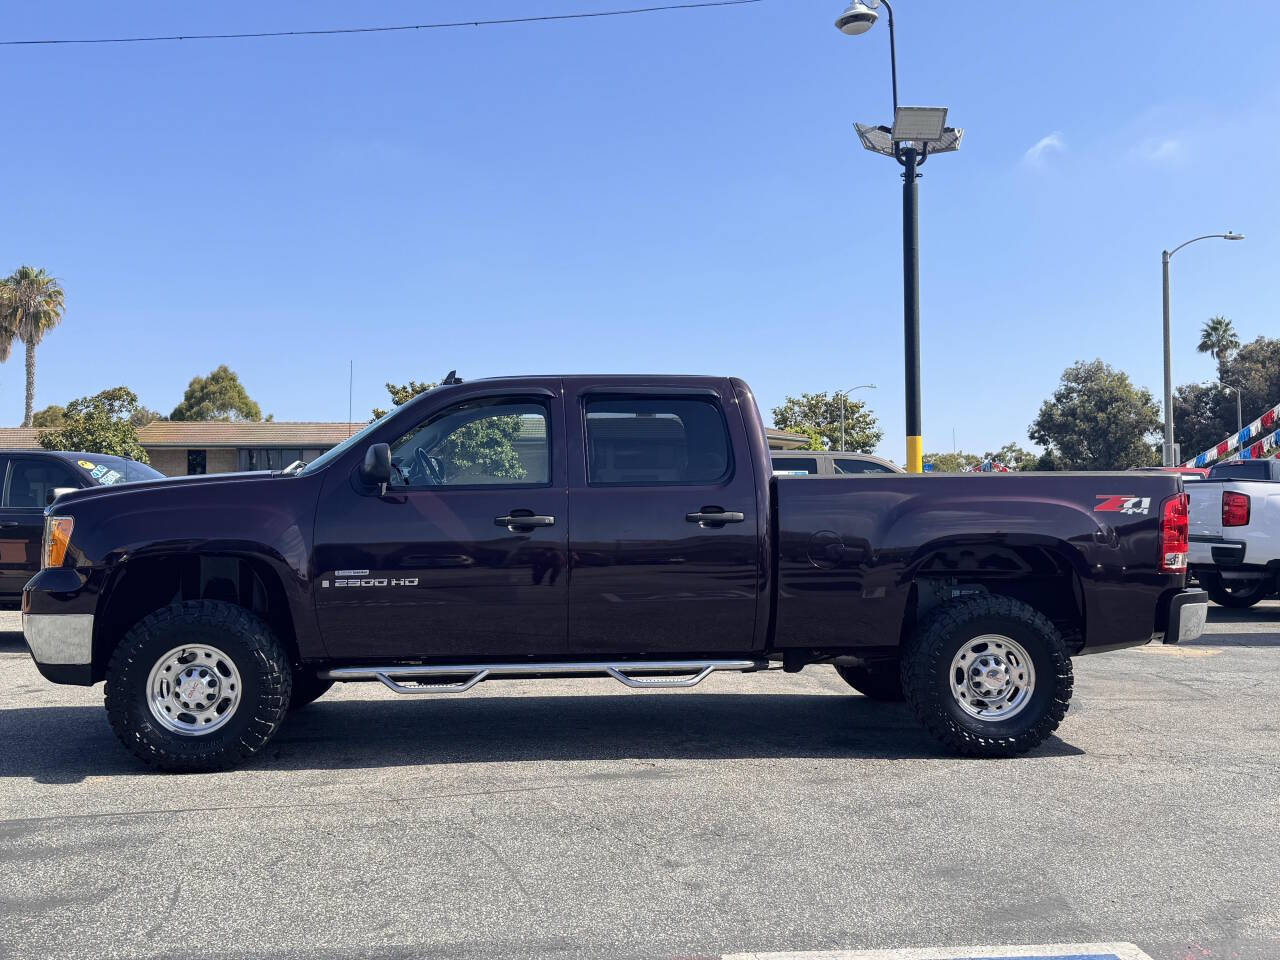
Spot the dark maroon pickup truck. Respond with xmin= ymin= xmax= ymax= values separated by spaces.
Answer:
xmin=23 ymin=374 xmax=1206 ymax=771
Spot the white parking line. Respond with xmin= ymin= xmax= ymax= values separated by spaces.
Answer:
xmin=724 ymin=944 xmax=1154 ymax=960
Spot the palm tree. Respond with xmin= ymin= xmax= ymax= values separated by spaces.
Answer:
xmin=1197 ymin=315 xmax=1240 ymax=380
xmin=0 ymin=266 xmax=66 ymax=427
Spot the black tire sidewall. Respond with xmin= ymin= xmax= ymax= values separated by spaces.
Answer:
xmin=289 ymin=672 xmax=334 ymax=710
xmin=834 ymin=662 xmax=905 ymax=701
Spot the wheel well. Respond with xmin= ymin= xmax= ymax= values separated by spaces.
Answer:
xmin=909 ymin=546 xmax=1086 ymax=653
xmin=92 ymin=554 xmax=300 ymax=683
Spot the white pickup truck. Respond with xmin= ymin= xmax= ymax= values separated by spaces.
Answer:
xmin=1188 ymin=459 xmax=1280 ymax=608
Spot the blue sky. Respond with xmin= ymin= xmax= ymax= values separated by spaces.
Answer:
xmin=2 ymin=1 xmax=1276 ymax=461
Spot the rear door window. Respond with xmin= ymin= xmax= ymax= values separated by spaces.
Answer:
xmin=835 ymin=458 xmax=895 ymax=475
xmin=773 ymin=457 xmax=818 ymax=475
xmin=585 ymin=397 xmax=731 ymax=485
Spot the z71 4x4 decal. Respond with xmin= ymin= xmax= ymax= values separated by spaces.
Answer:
xmin=1094 ymin=495 xmax=1151 ymax=516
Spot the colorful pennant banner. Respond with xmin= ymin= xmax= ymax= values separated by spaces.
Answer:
xmin=1183 ymin=401 xmax=1280 ymax=467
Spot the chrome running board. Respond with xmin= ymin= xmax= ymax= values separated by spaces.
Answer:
xmin=321 ymin=659 xmax=761 ymax=695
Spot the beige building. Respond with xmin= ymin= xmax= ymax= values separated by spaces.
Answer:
xmin=0 ymin=421 xmax=809 ymax=475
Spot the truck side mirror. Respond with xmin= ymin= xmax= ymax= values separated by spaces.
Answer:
xmin=47 ymin=487 xmax=78 ymax=506
xmin=359 ymin=443 xmax=392 ymax=495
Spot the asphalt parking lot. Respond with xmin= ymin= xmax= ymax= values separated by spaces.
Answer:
xmin=2 ymin=605 xmax=1278 ymax=960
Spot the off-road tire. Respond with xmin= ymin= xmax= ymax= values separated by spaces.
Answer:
xmin=902 ymin=593 xmax=1072 ymax=758
xmin=289 ymin=672 xmax=334 ymax=710
xmin=105 ymin=600 xmax=292 ymax=772
xmin=1201 ymin=572 xmax=1272 ymax=609
xmin=834 ymin=662 xmax=905 ymax=701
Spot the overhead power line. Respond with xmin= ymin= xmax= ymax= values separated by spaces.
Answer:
xmin=0 ymin=0 xmax=763 ymax=47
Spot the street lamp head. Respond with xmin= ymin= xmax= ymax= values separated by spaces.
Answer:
xmin=835 ymin=0 xmax=879 ymax=35
xmin=1224 ymin=232 xmax=1244 ymax=240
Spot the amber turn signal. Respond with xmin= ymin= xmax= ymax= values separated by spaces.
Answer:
xmin=43 ymin=516 xmax=74 ymax=570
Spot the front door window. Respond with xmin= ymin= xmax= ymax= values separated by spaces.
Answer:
xmin=389 ymin=398 xmax=550 ymax=488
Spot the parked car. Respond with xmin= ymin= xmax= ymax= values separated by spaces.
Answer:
xmin=22 ymin=374 xmax=1205 ymax=771
xmin=0 ymin=450 xmax=164 ymax=607
xmin=771 ymin=450 xmax=903 ymax=475
xmin=1187 ymin=458 xmax=1280 ymax=607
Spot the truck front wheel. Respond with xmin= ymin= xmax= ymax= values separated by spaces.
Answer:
xmin=834 ymin=662 xmax=904 ymax=701
xmin=902 ymin=594 xmax=1072 ymax=758
xmin=104 ymin=600 xmax=293 ymax=772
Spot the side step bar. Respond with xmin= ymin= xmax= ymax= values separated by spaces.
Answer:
xmin=320 ymin=659 xmax=763 ymax=695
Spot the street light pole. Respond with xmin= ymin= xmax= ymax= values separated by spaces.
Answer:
xmin=1160 ymin=232 xmax=1244 ymax=465
xmin=836 ymin=384 xmax=877 ymax=451
xmin=838 ymin=0 xmax=961 ymax=475
xmin=901 ymin=145 xmax=921 ymax=472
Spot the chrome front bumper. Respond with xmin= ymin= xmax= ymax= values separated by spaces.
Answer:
xmin=22 ymin=613 xmax=94 ymax=665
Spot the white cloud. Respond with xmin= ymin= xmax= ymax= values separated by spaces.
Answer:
xmin=1135 ymin=136 xmax=1184 ymax=164
xmin=1023 ymin=132 xmax=1066 ymax=166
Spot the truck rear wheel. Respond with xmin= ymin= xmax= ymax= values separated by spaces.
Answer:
xmin=902 ymin=594 xmax=1072 ymax=758
xmin=834 ymin=662 xmax=904 ymax=701
xmin=105 ymin=600 xmax=292 ymax=772
xmin=1200 ymin=572 xmax=1272 ymax=609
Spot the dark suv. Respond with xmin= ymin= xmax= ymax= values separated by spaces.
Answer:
xmin=0 ymin=450 xmax=163 ymax=606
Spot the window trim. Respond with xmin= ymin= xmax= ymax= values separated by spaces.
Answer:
xmin=387 ymin=394 xmax=554 ymax=493
xmin=580 ymin=392 xmax=736 ymax=489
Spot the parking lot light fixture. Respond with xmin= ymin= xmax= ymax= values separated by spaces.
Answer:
xmin=891 ymin=106 xmax=948 ymax=143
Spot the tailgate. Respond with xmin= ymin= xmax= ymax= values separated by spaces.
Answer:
xmin=1188 ymin=481 xmax=1224 ymax=539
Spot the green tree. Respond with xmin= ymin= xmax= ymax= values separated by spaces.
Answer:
xmin=170 ymin=365 xmax=264 ymax=421
xmin=1030 ymin=360 xmax=1161 ymax=470
xmin=372 ymin=380 xmax=436 ymax=419
xmin=779 ymin=425 xmax=825 ymax=451
xmin=31 ymin=404 xmax=66 ymax=429
xmin=1197 ymin=315 xmax=1240 ymax=380
xmin=0 ymin=266 xmax=66 ymax=427
xmin=38 ymin=386 xmax=149 ymax=462
xmin=984 ymin=443 xmax=1040 ymax=471
xmin=923 ymin=451 xmax=982 ymax=472
xmin=1175 ymin=335 xmax=1280 ymax=460
xmin=129 ymin=405 xmax=167 ymax=428
xmin=771 ymin=391 xmax=882 ymax=453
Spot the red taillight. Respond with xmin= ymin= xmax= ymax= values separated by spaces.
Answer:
xmin=1159 ymin=493 xmax=1189 ymax=573
xmin=1222 ymin=491 xmax=1251 ymax=527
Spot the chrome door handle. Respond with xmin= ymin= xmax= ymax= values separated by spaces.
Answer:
xmin=0 ymin=522 xmax=19 ymax=528
xmin=495 ymin=514 xmax=556 ymax=531
xmin=686 ymin=510 xmax=745 ymax=527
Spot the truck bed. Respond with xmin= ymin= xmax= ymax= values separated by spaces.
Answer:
xmin=772 ymin=471 xmax=1186 ymax=654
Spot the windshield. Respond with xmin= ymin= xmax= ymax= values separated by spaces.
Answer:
xmin=74 ymin=456 xmax=166 ymax=486
xmin=299 ymin=408 xmax=399 ymax=476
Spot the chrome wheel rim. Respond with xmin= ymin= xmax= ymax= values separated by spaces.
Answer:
xmin=948 ymin=634 xmax=1035 ymax=721
xmin=146 ymin=644 xmax=243 ymax=736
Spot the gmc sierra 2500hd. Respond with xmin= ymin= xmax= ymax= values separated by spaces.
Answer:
xmin=23 ymin=374 xmax=1207 ymax=771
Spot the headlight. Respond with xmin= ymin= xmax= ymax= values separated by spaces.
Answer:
xmin=43 ymin=516 xmax=74 ymax=569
